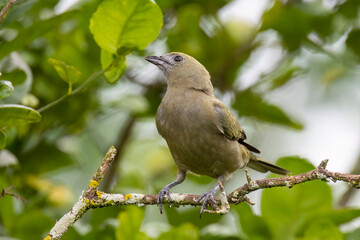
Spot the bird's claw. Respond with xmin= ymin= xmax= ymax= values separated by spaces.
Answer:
xmin=157 ymin=186 xmax=172 ymax=214
xmin=196 ymin=190 xmax=218 ymax=218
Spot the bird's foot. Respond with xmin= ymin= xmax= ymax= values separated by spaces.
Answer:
xmin=196 ymin=189 xmax=219 ymax=218
xmin=157 ymin=186 xmax=172 ymax=214
xmin=196 ymin=186 xmax=230 ymax=217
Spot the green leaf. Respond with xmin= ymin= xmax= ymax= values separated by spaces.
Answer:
xmin=275 ymin=156 xmax=315 ymax=175
xmin=116 ymin=206 xmax=150 ymax=240
xmin=298 ymin=208 xmax=360 ymax=235
xmin=346 ymin=29 xmax=360 ymax=57
xmin=338 ymin=0 xmax=360 ymax=19
xmin=0 ymin=104 xmax=41 ymax=126
xmin=164 ymin=206 xmax=222 ymax=229
xmin=329 ymin=209 xmax=360 ymax=226
xmin=312 ymin=14 xmax=334 ymax=39
xmin=261 ymin=1 xmax=312 ymax=51
xmin=48 ymin=58 xmax=82 ymax=93
xmin=101 ymin=49 xmax=126 ymax=83
xmin=0 ymin=70 xmax=27 ymax=86
xmin=302 ymin=220 xmax=342 ymax=240
xmin=0 ymin=10 xmax=77 ymax=60
xmin=158 ymin=223 xmax=199 ymax=240
xmin=346 ymin=227 xmax=360 ymax=240
xmin=232 ymin=90 xmax=302 ymax=129
xmin=19 ymin=142 xmax=74 ymax=174
xmin=89 ymin=0 xmax=163 ymax=53
xmin=236 ymin=203 xmax=272 ymax=240
xmin=0 ymin=80 xmax=14 ymax=100
xmin=10 ymin=209 xmax=53 ymax=240
xmin=269 ymin=64 xmax=303 ymax=90
xmin=261 ymin=157 xmax=333 ymax=240
xmin=0 ymin=129 xmax=5 ymax=150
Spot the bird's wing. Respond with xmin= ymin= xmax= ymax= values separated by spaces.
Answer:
xmin=213 ymin=100 xmax=245 ymax=140
xmin=213 ymin=100 xmax=260 ymax=154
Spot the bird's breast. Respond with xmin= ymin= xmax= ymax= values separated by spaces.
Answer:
xmin=156 ymin=90 xmax=244 ymax=178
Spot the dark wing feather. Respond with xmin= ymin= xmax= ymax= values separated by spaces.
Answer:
xmin=238 ymin=141 xmax=261 ymax=154
xmin=213 ymin=100 xmax=261 ymax=154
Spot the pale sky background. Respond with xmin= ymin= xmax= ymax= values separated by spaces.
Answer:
xmin=218 ymin=0 xmax=360 ymax=174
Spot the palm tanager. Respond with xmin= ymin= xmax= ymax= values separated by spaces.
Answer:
xmin=145 ymin=52 xmax=290 ymax=215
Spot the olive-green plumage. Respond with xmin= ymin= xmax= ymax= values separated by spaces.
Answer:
xmin=145 ymin=52 xmax=289 ymax=215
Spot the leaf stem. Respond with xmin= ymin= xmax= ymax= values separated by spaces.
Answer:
xmin=38 ymin=69 xmax=105 ymax=113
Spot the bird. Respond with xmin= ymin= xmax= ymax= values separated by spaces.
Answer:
xmin=145 ymin=52 xmax=290 ymax=215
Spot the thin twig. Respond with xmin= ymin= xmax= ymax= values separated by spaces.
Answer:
xmin=0 ymin=185 xmax=26 ymax=203
xmin=44 ymin=155 xmax=360 ymax=240
xmin=0 ymin=0 xmax=16 ymax=23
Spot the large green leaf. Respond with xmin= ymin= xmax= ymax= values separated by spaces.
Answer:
xmin=232 ymin=90 xmax=302 ymax=129
xmin=0 ymin=104 xmax=41 ymax=126
xmin=158 ymin=223 xmax=199 ymax=240
xmin=89 ymin=0 xmax=163 ymax=54
xmin=298 ymin=208 xmax=360 ymax=235
xmin=116 ymin=206 xmax=150 ymax=240
xmin=236 ymin=203 xmax=272 ymax=240
xmin=261 ymin=157 xmax=333 ymax=240
xmin=0 ymin=80 xmax=14 ymax=100
xmin=346 ymin=29 xmax=360 ymax=57
xmin=302 ymin=220 xmax=343 ymax=240
xmin=0 ymin=129 xmax=5 ymax=149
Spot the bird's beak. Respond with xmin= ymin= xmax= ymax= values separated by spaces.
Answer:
xmin=145 ymin=55 xmax=163 ymax=65
xmin=145 ymin=55 xmax=171 ymax=66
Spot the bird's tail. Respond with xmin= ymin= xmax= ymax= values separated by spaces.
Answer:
xmin=247 ymin=154 xmax=290 ymax=175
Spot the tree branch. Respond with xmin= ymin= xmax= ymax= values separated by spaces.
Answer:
xmin=44 ymin=148 xmax=360 ymax=240
xmin=229 ymin=159 xmax=360 ymax=204
xmin=338 ymin=154 xmax=360 ymax=207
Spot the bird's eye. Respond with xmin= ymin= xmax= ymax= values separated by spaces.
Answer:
xmin=174 ymin=55 xmax=183 ymax=62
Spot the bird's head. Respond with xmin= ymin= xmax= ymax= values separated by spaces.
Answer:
xmin=145 ymin=52 xmax=213 ymax=93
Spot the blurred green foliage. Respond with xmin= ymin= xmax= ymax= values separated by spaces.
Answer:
xmin=0 ymin=0 xmax=359 ymax=239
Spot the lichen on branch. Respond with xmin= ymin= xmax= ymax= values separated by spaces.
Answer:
xmin=44 ymin=147 xmax=360 ymax=240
